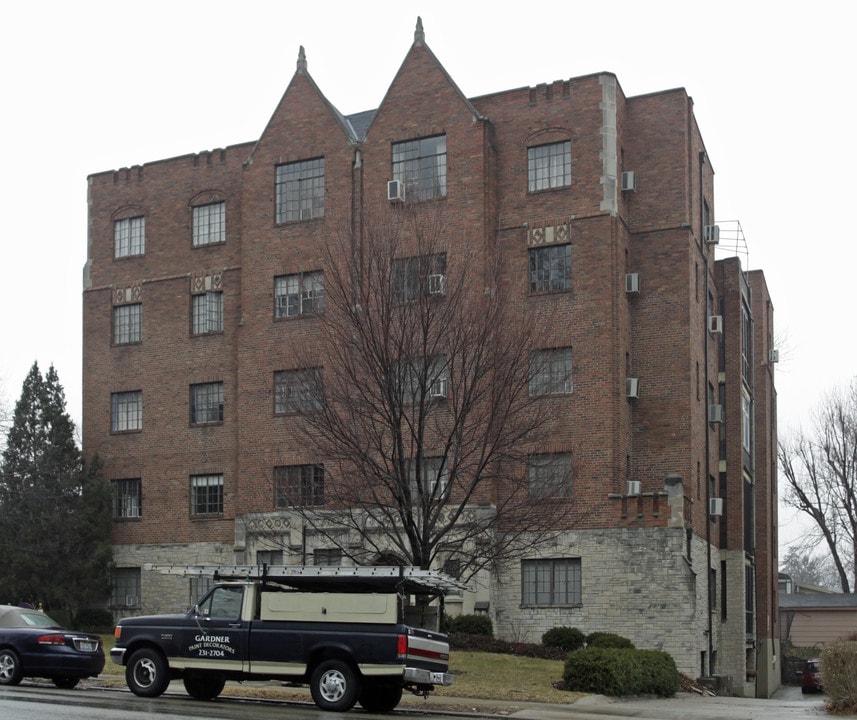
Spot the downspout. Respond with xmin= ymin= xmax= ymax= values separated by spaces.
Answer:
xmin=700 ymin=148 xmax=714 ymax=676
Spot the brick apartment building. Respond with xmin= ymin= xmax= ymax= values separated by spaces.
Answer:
xmin=82 ymin=20 xmax=779 ymax=696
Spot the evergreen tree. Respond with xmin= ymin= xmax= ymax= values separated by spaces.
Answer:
xmin=0 ymin=362 xmax=112 ymax=617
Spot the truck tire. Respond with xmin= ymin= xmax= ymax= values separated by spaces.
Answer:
xmin=310 ymin=659 xmax=359 ymax=712
xmin=0 ymin=649 xmax=23 ymax=686
xmin=359 ymin=680 xmax=403 ymax=713
xmin=183 ymin=673 xmax=226 ymax=700
xmin=126 ymin=648 xmax=170 ymax=697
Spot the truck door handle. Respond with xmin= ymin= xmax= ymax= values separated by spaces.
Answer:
xmin=228 ymin=622 xmax=242 ymax=628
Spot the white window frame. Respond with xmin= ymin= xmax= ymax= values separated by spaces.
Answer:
xmin=192 ymin=202 xmax=226 ymax=246
xmin=114 ymin=216 xmax=145 ymax=258
xmin=274 ymin=272 xmax=324 ymax=318
xmin=192 ymin=291 xmax=223 ymax=334
xmin=528 ymin=141 xmax=571 ymax=192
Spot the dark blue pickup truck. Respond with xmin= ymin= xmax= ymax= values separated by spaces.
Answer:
xmin=111 ymin=565 xmax=463 ymax=712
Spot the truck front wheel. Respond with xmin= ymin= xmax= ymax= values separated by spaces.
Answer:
xmin=310 ymin=659 xmax=359 ymax=712
xmin=126 ymin=648 xmax=170 ymax=698
xmin=183 ymin=673 xmax=226 ymax=700
xmin=359 ymin=680 xmax=403 ymax=713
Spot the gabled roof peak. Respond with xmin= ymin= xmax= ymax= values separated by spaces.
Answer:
xmin=296 ymin=45 xmax=307 ymax=74
xmin=414 ymin=17 xmax=425 ymax=46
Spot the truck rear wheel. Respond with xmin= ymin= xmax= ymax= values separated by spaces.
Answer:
xmin=310 ymin=659 xmax=359 ymax=712
xmin=183 ymin=673 xmax=226 ymax=700
xmin=126 ymin=648 xmax=170 ymax=697
xmin=359 ymin=680 xmax=403 ymax=713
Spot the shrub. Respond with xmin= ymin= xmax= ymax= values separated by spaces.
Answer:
xmin=821 ymin=640 xmax=857 ymax=712
xmin=74 ymin=607 xmax=115 ymax=633
xmin=563 ymin=647 xmax=678 ymax=697
xmin=542 ymin=626 xmax=585 ymax=653
xmin=449 ymin=633 xmax=567 ymax=659
xmin=446 ymin=613 xmax=493 ymax=636
xmin=586 ymin=632 xmax=635 ymax=649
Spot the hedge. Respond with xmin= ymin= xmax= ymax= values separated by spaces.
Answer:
xmin=563 ymin=647 xmax=678 ymax=697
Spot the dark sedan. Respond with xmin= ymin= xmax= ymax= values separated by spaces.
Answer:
xmin=0 ymin=604 xmax=104 ymax=688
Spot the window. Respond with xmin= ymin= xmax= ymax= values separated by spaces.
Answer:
xmin=528 ymin=453 xmax=572 ymax=499
xmin=111 ymin=567 xmax=141 ymax=608
xmin=113 ymin=478 xmax=142 ymax=518
xmin=114 ymin=303 xmax=142 ymax=344
xmin=190 ymin=576 xmax=214 ymax=606
xmin=408 ymin=456 xmax=449 ymax=503
xmin=274 ymin=272 xmax=324 ymax=317
xmin=392 ymin=135 xmax=447 ymax=201
xmin=192 ymin=202 xmax=226 ymax=246
xmin=530 ymin=348 xmax=573 ymax=396
xmin=191 ymin=474 xmax=224 ymax=515
xmin=111 ymin=391 xmax=142 ymax=432
xmin=528 ymin=141 xmax=571 ymax=191
xmin=257 ymin=550 xmax=283 ymax=566
xmin=529 ymin=243 xmax=571 ymax=293
xmin=197 ymin=585 xmax=243 ymax=619
xmin=114 ymin=216 xmax=145 ymax=258
xmin=274 ymin=369 xmax=323 ymax=413
xmin=741 ymin=303 xmax=753 ymax=383
xmin=521 ymin=558 xmax=581 ymax=606
xmin=742 ymin=392 xmax=752 ymax=453
xmin=392 ymin=253 xmax=447 ymax=304
xmin=191 ymin=382 xmax=224 ymax=425
xmin=191 ymin=291 xmax=223 ymax=334
xmin=314 ymin=548 xmax=342 ymax=566
xmin=275 ymin=464 xmax=324 ymax=507
xmin=397 ymin=356 xmax=448 ymax=402
xmin=276 ymin=157 xmax=325 ymax=223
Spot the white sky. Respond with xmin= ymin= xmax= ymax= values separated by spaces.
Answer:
xmin=0 ymin=1 xmax=851 ymax=553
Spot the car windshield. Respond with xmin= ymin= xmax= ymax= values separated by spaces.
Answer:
xmin=18 ymin=611 xmax=62 ymax=628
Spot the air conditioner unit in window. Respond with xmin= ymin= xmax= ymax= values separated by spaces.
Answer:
xmin=621 ymin=171 xmax=636 ymax=192
xmin=708 ymin=315 xmax=723 ymax=334
xmin=708 ymin=404 xmax=724 ymax=423
xmin=626 ymin=480 xmax=641 ymax=496
xmin=125 ymin=595 xmax=138 ymax=607
xmin=704 ymin=224 xmax=720 ymax=245
xmin=387 ymin=179 xmax=405 ymax=202
xmin=299 ymin=207 xmax=314 ymax=221
xmin=625 ymin=273 xmax=640 ymax=294
xmin=626 ymin=377 xmax=640 ymax=399
xmin=769 ymin=349 xmax=780 ymax=363
xmin=428 ymin=274 xmax=446 ymax=296
xmin=709 ymin=497 xmax=724 ymax=516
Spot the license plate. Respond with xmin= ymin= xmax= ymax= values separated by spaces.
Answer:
xmin=431 ymin=672 xmax=445 ymax=683
xmin=76 ymin=640 xmax=98 ymax=652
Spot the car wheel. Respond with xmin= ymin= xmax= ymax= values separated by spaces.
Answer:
xmin=183 ymin=673 xmax=226 ymax=700
xmin=310 ymin=659 xmax=359 ymax=712
xmin=0 ymin=649 xmax=23 ymax=686
xmin=359 ymin=680 xmax=403 ymax=713
xmin=126 ymin=648 xmax=170 ymax=697
xmin=52 ymin=676 xmax=80 ymax=689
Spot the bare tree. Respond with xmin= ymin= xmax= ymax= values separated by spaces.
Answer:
xmin=261 ymin=202 xmax=569 ymax=583
xmin=779 ymin=379 xmax=857 ymax=592
xmin=780 ymin=545 xmax=838 ymax=590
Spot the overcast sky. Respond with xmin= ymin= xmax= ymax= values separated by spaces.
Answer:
xmin=0 ymin=1 xmax=851 ymax=551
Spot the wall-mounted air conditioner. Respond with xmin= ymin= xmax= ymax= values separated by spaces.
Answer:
xmin=703 ymin=224 xmax=720 ymax=245
xmin=430 ymin=378 xmax=448 ymax=399
xmin=621 ymin=171 xmax=636 ymax=192
xmin=625 ymin=273 xmax=640 ymax=294
xmin=387 ymin=179 xmax=405 ymax=202
xmin=708 ymin=315 xmax=723 ymax=334
xmin=708 ymin=404 xmax=724 ymax=423
xmin=709 ymin=498 xmax=724 ymax=516
xmin=125 ymin=595 xmax=138 ymax=607
xmin=626 ymin=377 xmax=640 ymax=399
xmin=627 ymin=480 xmax=641 ymax=496
xmin=769 ymin=349 xmax=780 ymax=364
xmin=428 ymin=274 xmax=446 ymax=296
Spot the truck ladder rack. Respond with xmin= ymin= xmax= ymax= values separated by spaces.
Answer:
xmin=143 ymin=563 xmax=471 ymax=594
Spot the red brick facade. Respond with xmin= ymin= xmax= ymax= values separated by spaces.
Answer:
xmin=83 ymin=22 xmax=778 ymax=695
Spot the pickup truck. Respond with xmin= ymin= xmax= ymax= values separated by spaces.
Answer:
xmin=111 ymin=565 xmax=464 ymax=712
